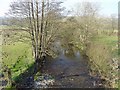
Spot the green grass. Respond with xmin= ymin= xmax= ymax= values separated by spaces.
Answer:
xmin=2 ymin=42 xmax=34 ymax=80
xmin=93 ymin=35 xmax=118 ymax=46
xmin=92 ymin=35 xmax=118 ymax=58
xmin=1 ymin=26 xmax=34 ymax=86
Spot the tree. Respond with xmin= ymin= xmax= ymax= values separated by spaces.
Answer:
xmin=59 ymin=16 xmax=78 ymax=56
xmin=73 ymin=2 xmax=100 ymax=52
xmin=110 ymin=14 xmax=118 ymax=32
xmin=8 ymin=0 xmax=65 ymax=72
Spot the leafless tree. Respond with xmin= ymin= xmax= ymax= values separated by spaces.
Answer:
xmin=8 ymin=0 xmax=64 ymax=71
xmin=74 ymin=2 xmax=100 ymax=52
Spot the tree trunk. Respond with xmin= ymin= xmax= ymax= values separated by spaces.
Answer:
xmin=39 ymin=0 xmax=45 ymax=59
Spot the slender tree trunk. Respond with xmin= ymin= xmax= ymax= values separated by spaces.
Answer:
xmin=28 ymin=1 xmax=36 ymax=60
xmin=31 ymin=0 xmax=38 ymax=60
xmin=36 ymin=0 xmax=39 ymax=60
xmin=39 ymin=0 xmax=45 ymax=59
xmin=44 ymin=0 xmax=49 ymax=55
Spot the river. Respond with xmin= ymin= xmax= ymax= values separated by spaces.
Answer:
xmin=15 ymin=41 xmax=104 ymax=89
xmin=39 ymin=42 xmax=104 ymax=88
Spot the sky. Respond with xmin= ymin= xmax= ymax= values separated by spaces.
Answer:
xmin=0 ymin=0 xmax=119 ymax=17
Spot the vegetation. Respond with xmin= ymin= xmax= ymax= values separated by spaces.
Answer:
xmin=0 ymin=0 xmax=119 ymax=89
xmin=2 ymin=42 xmax=33 ymax=80
xmin=86 ymin=35 xmax=118 ymax=87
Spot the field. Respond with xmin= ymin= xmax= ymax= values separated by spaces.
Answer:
xmin=2 ymin=42 xmax=33 ymax=81
xmin=93 ymin=34 xmax=118 ymax=57
xmin=1 ymin=29 xmax=34 ymax=82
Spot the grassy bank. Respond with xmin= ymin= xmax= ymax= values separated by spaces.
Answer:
xmin=2 ymin=42 xmax=34 ymax=81
xmin=86 ymin=34 xmax=119 ymax=88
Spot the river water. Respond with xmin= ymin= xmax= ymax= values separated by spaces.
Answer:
xmin=15 ymin=41 xmax=104 ymax=88
xmin=38 ymin=42 xmax=104 ymax=88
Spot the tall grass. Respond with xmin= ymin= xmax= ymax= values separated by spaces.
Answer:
xmin=86 ymin=35 xmax=118 ymax=88
xmin=87 ymin=44 xmax=112 ymax=75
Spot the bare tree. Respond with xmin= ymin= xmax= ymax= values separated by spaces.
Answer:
xmin=110 ymin=14 xmax=118 ymax=32
xmin=8 ymin=0 xmax=65 ymax=72
xmin=74 ymin=2 xmax=100 ymax=52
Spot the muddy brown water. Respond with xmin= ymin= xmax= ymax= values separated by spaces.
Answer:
xmin=42 ymin=51 xmax=104 ymax=88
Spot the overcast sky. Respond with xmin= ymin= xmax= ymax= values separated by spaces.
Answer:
xmin=0 ymin=0 xmax=119 ymax=17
